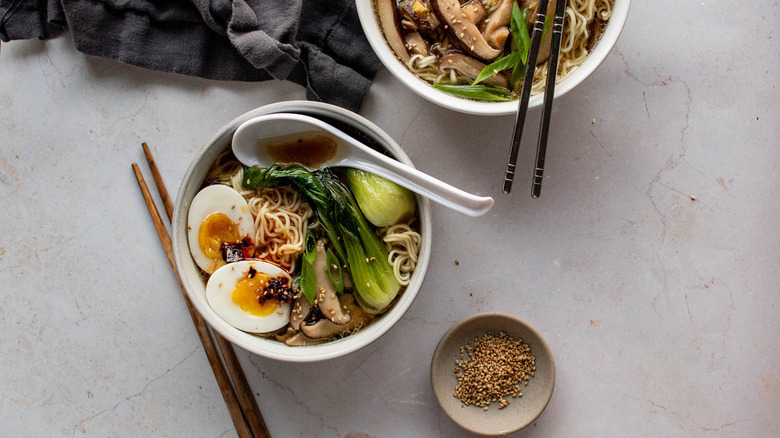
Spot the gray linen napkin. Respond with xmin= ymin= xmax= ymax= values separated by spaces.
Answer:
xmin=0 ymin=0 xmax=381 ymax=111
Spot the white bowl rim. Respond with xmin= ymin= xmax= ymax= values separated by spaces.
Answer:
xmin=357 ymin=0 xmax=632 ymax=116
xmin=172 ymin=100 xmax=433 ymax=362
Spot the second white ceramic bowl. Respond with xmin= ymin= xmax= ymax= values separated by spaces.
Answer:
xmin=357 ymin=0 xmax=631 ymax=115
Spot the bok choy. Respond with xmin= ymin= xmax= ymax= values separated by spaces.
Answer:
xmin=242 ymin=164 xmax=401 ymax=314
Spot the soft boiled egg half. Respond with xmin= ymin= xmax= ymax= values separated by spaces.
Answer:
xmin=188 ymin=184 xmax=256 ymax=274
xmin=206 ymin=260 xmax=292 ymax=333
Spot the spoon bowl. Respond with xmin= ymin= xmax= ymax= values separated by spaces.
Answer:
xmin=232 ymin=113 xmax=494 ymax=217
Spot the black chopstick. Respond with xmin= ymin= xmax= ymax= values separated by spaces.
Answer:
xmin=503 ymin=0 xmax=549 ymax=195
xmin=503 ymin=0 xmax=567 ymax=197
xmin=532 ymin=0 xmax=567 ymax=198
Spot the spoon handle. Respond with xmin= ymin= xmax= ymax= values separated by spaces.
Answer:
xmin=345 ymin=143 xmax=494 ymax=217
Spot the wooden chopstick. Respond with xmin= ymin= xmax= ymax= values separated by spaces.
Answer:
xmin=131 ymin=164 xmax=253 ymax=438
xmin=138 ymin=144 xmax=271 ymax=438
xmin=531 ymin=0 xmax=568 ymax=198
xmin=141 ymin=143 xmax=174 ymax=220
xmin=503 ymin=0 xmax=550 ymax=195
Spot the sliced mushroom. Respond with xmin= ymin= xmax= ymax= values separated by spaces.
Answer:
xmin=482 ymin=0 xmax=513 ymax=51
xmin=587 ymin=17 xmax=606 ymax=51
xmin=300 ymin=295 xmax=375 ymax=339
xmin=276 ymin=327 xmax=327 ymax=346
xmin=275 ymin=326 xmax=296 ymax=343
xmin=289 ymin=293 xmax=312 ymax=331
xmin=429 ymin=0 xmax=502 ymax=62
xmin=399 ymin=0 xmax=440 ymax=36
xmin=519 ymin=0 xmax=536 ymax=9
xmin=460 ymin=0 xmax=487 ymax=24
xmin=377 ymin=0 xmax=411 ymax=63
xmin=313 ymin=239 xmax=351 ymax=325
xmin=300 ymin=318 xmax=348 ymax=339
xmin=404 ymin=31 xmax=429 ymax=57
xmin=438 ymin=53 xmax=509 ymax=88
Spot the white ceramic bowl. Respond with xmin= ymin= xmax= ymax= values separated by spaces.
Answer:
xmin=172 ymin=101 xmax=432 ymax=362
xmin=357 ymin=0 xmax=631 ymax=115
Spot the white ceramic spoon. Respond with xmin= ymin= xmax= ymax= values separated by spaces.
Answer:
xmin=231 ymin=113 xmax=494 ymax=217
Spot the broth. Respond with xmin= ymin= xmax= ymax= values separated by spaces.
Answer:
xmin=262 ymin=131 xmax=337 ymax=168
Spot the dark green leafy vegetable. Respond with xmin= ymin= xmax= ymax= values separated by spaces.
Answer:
xmin=475 ymin=3 xmax=532 ymax=88
xmin=433 ymin=84 xmax=516 ymax=102
xmin=509 ymin=4 xmax=531 ymax=89
xmin=298 ymin=230 xmax=318 ymax=304
xmin=326 ymin=248 xmax=345 ymax=296
xmin=511 ymin=5 xmax=531 ymax=61
xmin=242 ymin=164 xmax=400 ymax=314
xmin=472 ymin=51 xmax=522 ymax=87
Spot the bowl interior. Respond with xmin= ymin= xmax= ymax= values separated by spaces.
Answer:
xmin=430 ymin=312 xmax=555 ymax=435
xmin=172 ymin=101 xmax=432 ymax=362
xmin=357 ymin=0 xmax=631 ymax=115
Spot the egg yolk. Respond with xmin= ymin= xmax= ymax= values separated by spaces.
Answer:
xmin=232 ymin=273 xmax=278 ymax=317
xmin=199 ymin=212 xmax=240 ymax=261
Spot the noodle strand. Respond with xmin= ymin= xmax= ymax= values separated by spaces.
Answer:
xmin=381 ymin=220 xmax=422 ymax=286
xmin=228 ymin=167 xmax=313 ymax=272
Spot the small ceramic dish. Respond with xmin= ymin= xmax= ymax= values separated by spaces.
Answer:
xmin=430 ymin=313 xmax=555 ymax=435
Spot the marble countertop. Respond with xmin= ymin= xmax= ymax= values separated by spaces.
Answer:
xmin=1 ymin=1 xmax=778 ymax=436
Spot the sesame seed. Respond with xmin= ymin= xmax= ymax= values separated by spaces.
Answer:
xmin=451 ymin=331 xmax=536 ymax=411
